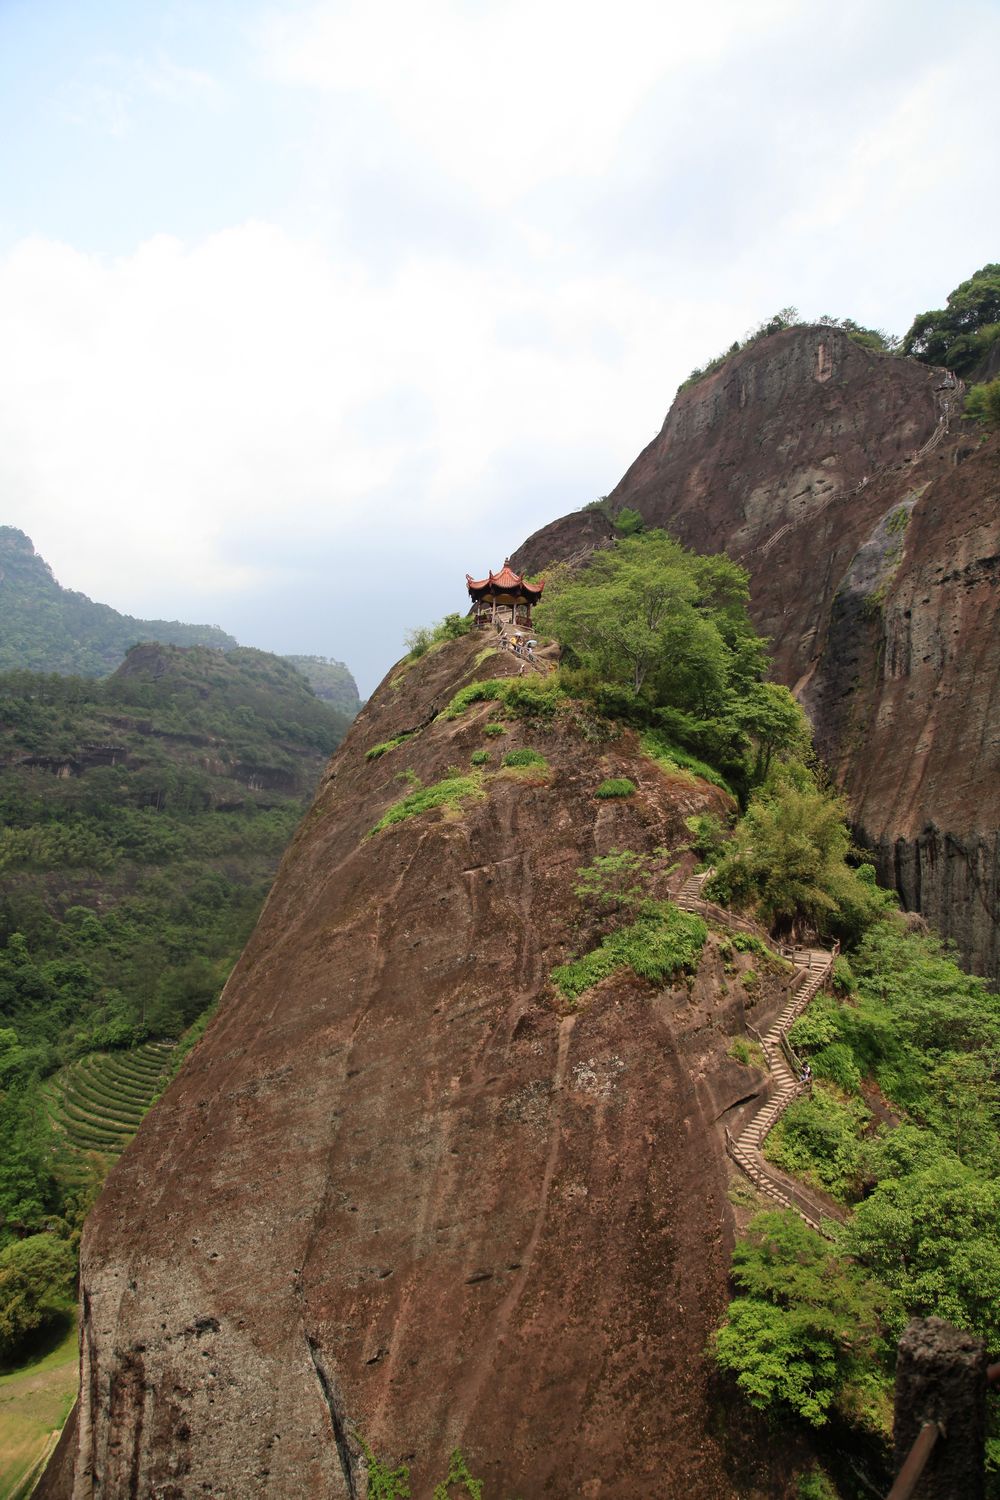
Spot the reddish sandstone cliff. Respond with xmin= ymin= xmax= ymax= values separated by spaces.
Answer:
xmin=47 ymin=634 xmax=797 ymax=1498
xmin=514 ymin=327 xmax=1000 ymax=982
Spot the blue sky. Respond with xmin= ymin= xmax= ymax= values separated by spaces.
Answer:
xmin=2 ymin=0 xmax=998 ymax=693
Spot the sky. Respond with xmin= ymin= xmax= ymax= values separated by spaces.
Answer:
xmin=1 ymin=0 xmax=998 ymax=695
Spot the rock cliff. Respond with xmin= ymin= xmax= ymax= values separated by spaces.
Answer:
xmin=45 ymin=633 xmax=798 ymax=1498
xmin=513 ymin=327 xmax=1000 ymax=982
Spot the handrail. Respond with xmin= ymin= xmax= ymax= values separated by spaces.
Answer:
xmin=887 ymin=1421 xmax=943 ymax=1500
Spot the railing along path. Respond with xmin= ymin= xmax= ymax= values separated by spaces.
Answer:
xmin=676 ymin=870 xmax=845 ymax=1235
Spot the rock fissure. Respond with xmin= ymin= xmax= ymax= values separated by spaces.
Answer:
xmin=305 ymin=1335 xmax=358 ymax=1500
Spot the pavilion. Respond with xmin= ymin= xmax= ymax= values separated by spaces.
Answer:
xmin=466 ymin=561 xmax=545 ymax=628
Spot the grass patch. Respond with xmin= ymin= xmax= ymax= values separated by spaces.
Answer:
xmin=640 ymin=728 xmax=733 ymax=795
xmin=370 ymin=770 xmax=484 ymax=835
xmin=552 ymin=901 xmax=707 ymax=1001
xmin=366 ymin=732 xmax=414 ymax=761
xmin=595 ymin=776 xmax=635 ymax=799
xmin=0 ymin=1319 xmax=78 ymax=1500
xmin=728 ymin=1036 xmax=765 ymax=1069
xmin=440 ymin=679 xmax=508 ymax=719
xmin=470 ymin=749 xmax=490 ymax=766
xmin=501 ymin=747 xmax=547 ymax=768
xmin=483 ymin=722 xmax=506 ymax=737
xmin=441 ymin=676 xmax=564 ymax=722
xmin=730 ymin=931 xmax=791 ymax=969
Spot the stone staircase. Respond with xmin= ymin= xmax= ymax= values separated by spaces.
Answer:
xmin=674 ymin=869 xmax=845 ymax=1234
xmin=727 ymin=947 xmax=846 ymax=1235
xmin=675 ymin=868 xmax=714 ymax=912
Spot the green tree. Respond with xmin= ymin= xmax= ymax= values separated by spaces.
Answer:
xmin=964 ymin=377 xmax=1000 ymax=427
xmin=902 ymin=264 xmax=1000 ymax=374
xmin=712 ymin=1211 xmax=882 ymax=1426
xmin=844 ymin=1158 xmax=1000 ymax=1347
xmin=0 ymin=1234 xmax=76 ymax=1360
xmin=706 ymin=771 xmax=892 ymax=939
xmin=733 ymin=682 xmax=810 ymax=782
xmin=572 ymin=849 xmax=657 ymax=916
xmin=536 ymin=534 xmax=704 ymax=695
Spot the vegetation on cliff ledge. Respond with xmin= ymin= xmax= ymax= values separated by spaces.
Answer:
xmin=903 ymin=262 xmax=1000 ymax=377
xmin=533 ymin=528 xmax=807 ymax=803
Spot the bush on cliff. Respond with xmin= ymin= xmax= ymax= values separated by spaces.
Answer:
xmin=903 ymin=263 xmax=1000 ymax=375
xmin=964 ymin=376 xmax=1000 ymax=427
xmin=404 ymin=613 xmax=473 ymax=659
xmin=370 ymin=769 xmax=484 ymax=835
xmin=551 ymin=901 xmax=706 ymax=1001
xmin=705 ymin=766 xmax=894 ymax=941
xmin=712 ymin=1210 xmax=883 ymax=1428
xmin=533 ymin=530 xmax=806 ymax=795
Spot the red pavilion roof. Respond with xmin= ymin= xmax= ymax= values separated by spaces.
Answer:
xmin=466 ymin=561 xmax=545 ymax=600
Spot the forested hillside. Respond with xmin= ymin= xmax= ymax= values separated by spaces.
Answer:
xmin=283 ymin=653 xmax=362 ymax=715
xmin=0 ymin=642 xmax=351 ymax=1373
xmin=0 ymin=526 xmax=363 ymax=715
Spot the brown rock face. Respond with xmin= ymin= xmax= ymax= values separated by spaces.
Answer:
xmin=513 ymin=327 xmax=1000 ymax=982
xmin=55 ymin=634 xmax=792 ymax=1498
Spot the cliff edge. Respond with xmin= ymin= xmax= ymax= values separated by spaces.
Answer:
xmin=48 ymin=633 xmax=794 ymax=1498
xmin=513 ymin=327 xmax=1000 ymax=982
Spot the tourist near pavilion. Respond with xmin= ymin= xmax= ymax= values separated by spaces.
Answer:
xmin=466 ymin=561 xmax=545 ymax=628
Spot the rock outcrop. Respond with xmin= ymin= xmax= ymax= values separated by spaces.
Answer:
xmin=514 ymin=327 xmax=1000 ymax=982
xmin=48 ymin=634 xmax=796 ymax=1498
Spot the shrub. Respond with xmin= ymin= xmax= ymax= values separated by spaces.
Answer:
xmin=551 ymin=902 xmax=706 ymax=1000
xmin=404 ymin=612 xmax=473 ymax=659
xmin=797 ymin=1467 xmax=838 ymax=1499
xmin=500 ymin=677 xmax=563 ymax=719
xmin=614 ymin=506 xmax=644 ymax=535
xmin=441 ymin=680 xmax=507 ymax=719
xmin=404 ymin=626 xmax=433 ymax=659
xmin=712 ymin=1210 xmax=882 ymax=1428
xmin=764 ymin=1084 xmax=870 ymax=1203
xmin=0 ymin=1233 xmax=76 ymax=1359
xmin=728 ymin=1037 xmax=764 ymax=1069
xmin=963 ymin=376 xmax=1000 ymax=426
xmin=706 ymin=768 xmax=895 ymax=941
xmin=810 ymin=1042 xmax=862 ymax=1093
xmin=573 ymin=849 xmax=656 ymax=916
xmin=641 ymin=730 xmax=733 ymax=794
xmin=685 ymin=812 xmax=728 ymax=861
xmin=501 ymin=747 xmax=547 ymax=768
xmin=470 ymin=750 xmax=489 ymax=766
xmin=595 ymin=777 xmax=635 ymax=798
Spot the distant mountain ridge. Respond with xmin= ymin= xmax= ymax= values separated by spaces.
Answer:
xmin=0 ymin=527 xmax=361 ymax=715
xmin=0 ymin=527 xmax=238 ymax=674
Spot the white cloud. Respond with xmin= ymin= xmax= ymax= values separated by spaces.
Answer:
xmin=4 ymin=0 xmax=1000 ymax=690
xmin=0 ymin=223 xmax=723 ymax=636
xmin=256 ymin=0 xmax=798 ymax=208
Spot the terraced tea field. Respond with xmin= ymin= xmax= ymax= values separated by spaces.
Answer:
xmin=41 ymin=1042 xmax=175 ymax=1185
